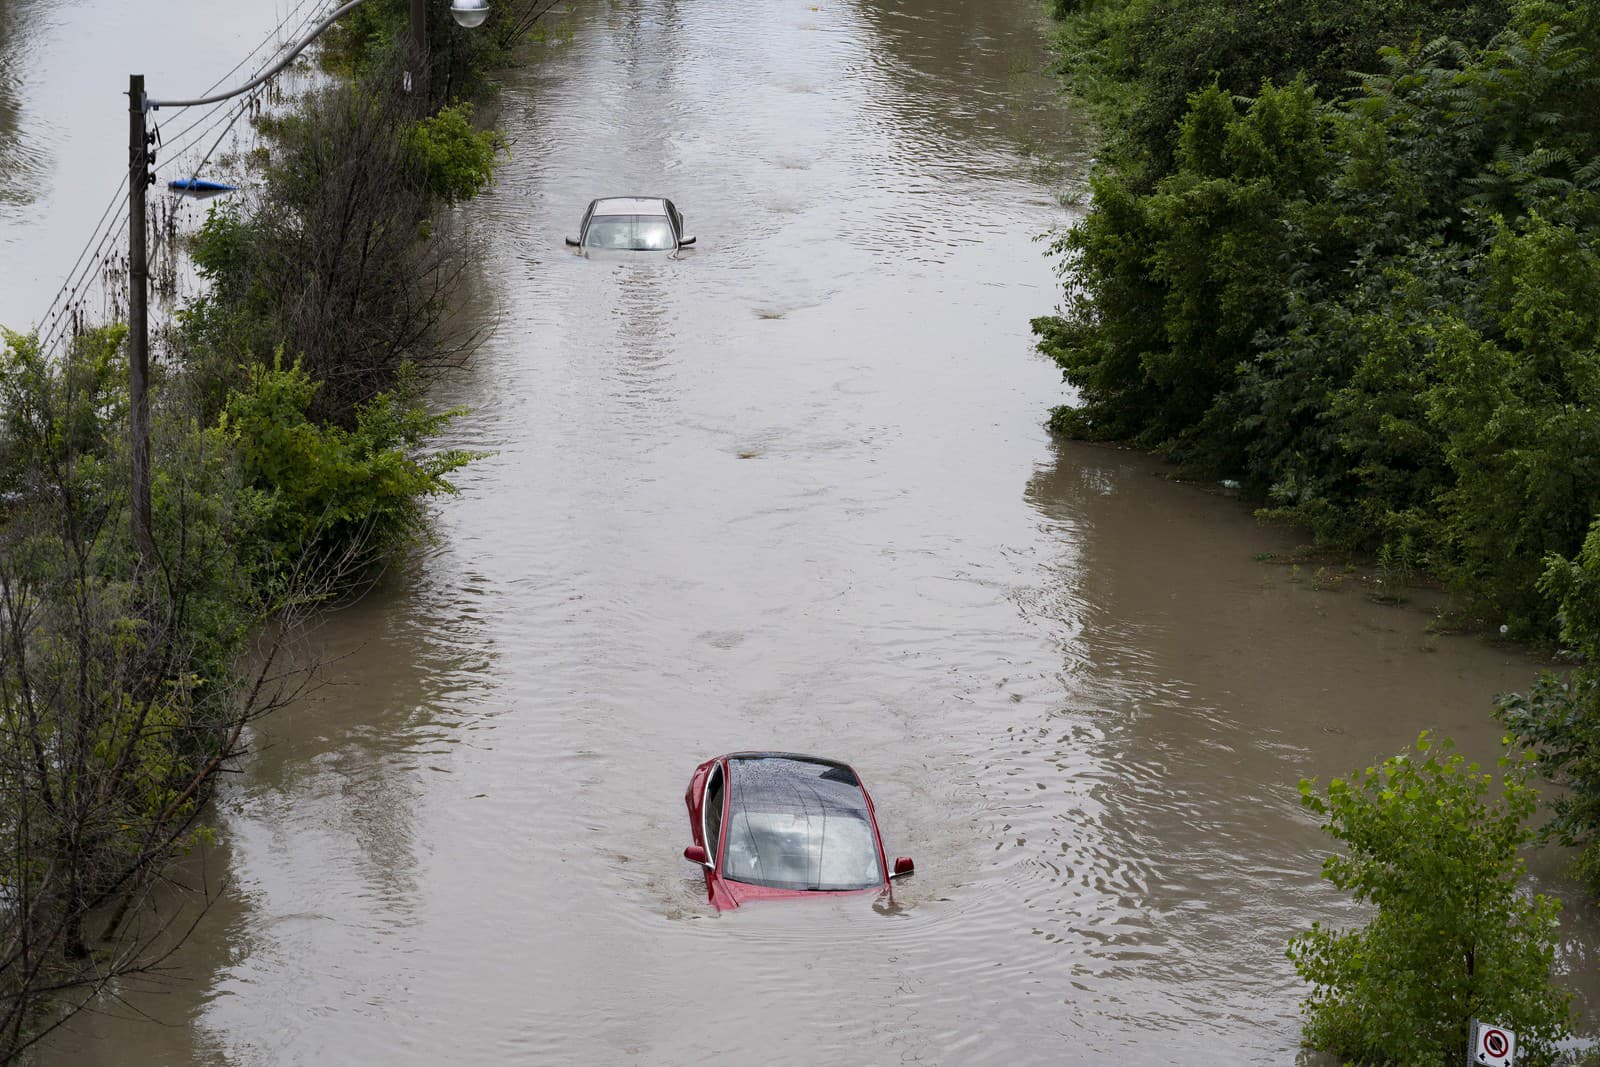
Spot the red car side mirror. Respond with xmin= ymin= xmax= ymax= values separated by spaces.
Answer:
xmin=892 ymin=856 xmax=914 ymax=878
xmin=684 ymin=845 xmax=709 ymax=866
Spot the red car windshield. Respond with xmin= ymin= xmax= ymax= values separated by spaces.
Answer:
xmin=721 ymin=757 xmax=883 ymax=891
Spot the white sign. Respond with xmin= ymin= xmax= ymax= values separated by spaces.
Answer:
xmin=1471 ymin=1019 xmax=1517 ymax=1067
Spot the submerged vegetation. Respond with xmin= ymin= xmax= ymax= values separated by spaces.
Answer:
xmin=1037 ymin=0 xmax=1600 ymax=1051
xmin=0 ymin=324 xmax=321 ymax=1054
xmin=1292 ymin=736 xmax=1569 ymax=1065
xmin=0 ymin=1 xmax=527 ymax=1054
xmin=1035 ymin=0 xmax=1600 ymax=641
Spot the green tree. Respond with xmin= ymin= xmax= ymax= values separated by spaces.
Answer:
xmin=187 ymin=71 xmax=490 ymax=420
xmin=1497 ymin=521 xmax=1600 ymax=894
xmin=1035 ymin=77 xmax=1334 ymax=467
xmin=1038 ymin=0 xmax=1600 ymax=637
xmin=0 ymin=328 xmax=304 ymax=1057
xmin=408 ymin=103 xmax=507 ymax=204
xmin=217 ymin=355 xmax=477 ymax=581
xmin=1048 ymin=0 xmax=1511 ymax=182
xmin=319 ymin=0 xmax=520 ymax=105
xmin=1289 ymin=733 xmax=1569 ymax=1065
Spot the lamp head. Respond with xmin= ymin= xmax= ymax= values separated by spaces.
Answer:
xmin=450 ymin=0 xmax=490 ymax=28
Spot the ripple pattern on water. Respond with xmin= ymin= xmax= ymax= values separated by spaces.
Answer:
xmin=35 ymin=1 xmax=1600 ymax=1066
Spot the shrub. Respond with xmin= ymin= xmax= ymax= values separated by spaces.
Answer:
xmin=217 ymin=354 xmax=476 ymax=582
xmin=409 ymin=103 xmax=507 ymax=204
xmin=1289 ymin=733 xmax=1569 ymax=1065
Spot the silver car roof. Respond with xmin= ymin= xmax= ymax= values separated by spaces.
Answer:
xmin=591 ymin=197 xmax=670 ymax=216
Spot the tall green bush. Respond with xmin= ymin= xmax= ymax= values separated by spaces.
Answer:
xmin=320 ymin=0 xmax=521 ymax=104
xmin=187 ymin=65 xmax=502 ymax=421
xmin=1497 ymin=522 xmax=1600 ymax=895
xmin=1037 ymin=0 xmax=1600 ymax=636
xmin=217 ymin=355 xmax=476 ymax=578
xmin=1290 ymin=734 xmax=1569 ymax=1065
xmin=409 ymin=103 xmax=507 ymax=204
xmin=1049 ymin=0 xmax=1511 ymax=180
xmin=0 ymin=328 xmax=267 ymax=1056
xmin=0 ymin=0 xmax=508 ymax=1049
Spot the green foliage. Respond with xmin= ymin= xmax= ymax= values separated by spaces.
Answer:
xmin=174 ymin=2 xmax=491 ymax=593
xmin=0 ymin=327 xmax=266 ymax=1051
xmin=0 ymin=0 xmax=502 ymax=1048
xmin=1289 ymin=734 xmax=1570 ymax=1065
xmin=178 ymin=47 xmax=489 ymax=595
xmin=1496 ymin=671 xmax=1600 ymax=883
xmin=1048 ymin=0 xmax=1511 ymax=180
xmin=1036 ymin=76 xmax=1334 ymax=467
xmin=408 ymin=104 xmax=506 ymax=204
xmin=319 ymin=0 xmax=519 ymax=104
xmin=185 ymin=75 xmax=482 ymax=420
xmin=0 ymin=325 xmax=126 ymax=509
xmin=0 ymin=325 xmax=259 ymax=746
xmin=1047 ymin=0 xmax=1153 ymax=129
xmin=217 ymin=355 xmax=476 ymax=578
xmin=1038 ymin=0 xmax=1600 ymax=637
xmin=1374 ymin=535 xmax=1419 ymax=601
xmin=1034 ymin=171 xmax=1167 ymax=445
xmin=1496 ymin=521 xmax=1600 ymax=896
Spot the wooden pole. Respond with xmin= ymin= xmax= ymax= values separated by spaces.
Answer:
xmin=128 ymin=74 xmax=153 ymax=560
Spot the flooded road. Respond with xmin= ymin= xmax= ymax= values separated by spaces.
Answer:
xmin=12 ymin=0 xmax=1600 ymax=1063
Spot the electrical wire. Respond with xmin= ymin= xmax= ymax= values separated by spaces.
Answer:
xmin=145 ymin=0 xmax=336 ymax=294
xmin=35 ymin=174 xmax=128 ymax=351
xmin=34 ymin=0 xmax=329 ymax=354
xmin=157 ymin=0 xmax=324 ymax=164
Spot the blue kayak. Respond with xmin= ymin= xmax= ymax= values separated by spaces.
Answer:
xmin=168 ymin=177 xmax=238 ymax=193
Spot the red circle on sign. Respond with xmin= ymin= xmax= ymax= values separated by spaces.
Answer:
xmin=1484 ymin=1029 xmax=1509 ymax=1057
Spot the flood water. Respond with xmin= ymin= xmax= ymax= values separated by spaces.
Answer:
xmin=10 ymin=0 xmax=1600 ymax=1063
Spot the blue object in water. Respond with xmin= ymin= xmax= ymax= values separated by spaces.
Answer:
xmin=167 ymin=177 xmax=238 ymax=193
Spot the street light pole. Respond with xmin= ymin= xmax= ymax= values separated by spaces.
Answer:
xmin=122 ymin=0 xmax=488 ymax=559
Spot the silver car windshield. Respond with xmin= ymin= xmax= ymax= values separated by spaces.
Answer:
xmin=583 ymin=215 xmax=675 ymax=250
xmin=721 ymin=757 xmax=883 ymax=891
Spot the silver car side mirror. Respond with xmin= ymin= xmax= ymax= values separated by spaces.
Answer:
xmin=679 ymin=235 xmax=696 ymax=247
xmin=564 ymin=236 xmax=580 ymax=247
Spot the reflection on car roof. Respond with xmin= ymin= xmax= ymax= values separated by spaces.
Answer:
xmin=727 ymin=755 xmax=869 ymax=817
xmin=592 ymin=197 xmax=669 ymax=216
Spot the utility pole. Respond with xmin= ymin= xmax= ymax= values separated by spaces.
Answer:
xmin=119 ymin=0 xmax=481 ymax=562
xmin=127 ymin=74 xmax=154 ymax=560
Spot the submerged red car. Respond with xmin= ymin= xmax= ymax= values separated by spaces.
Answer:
xmin=682 ymin=752 xmax=913 ymax=910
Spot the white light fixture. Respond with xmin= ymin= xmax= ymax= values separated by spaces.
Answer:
xmin=450 ymin=0 xmax=490 ymax=28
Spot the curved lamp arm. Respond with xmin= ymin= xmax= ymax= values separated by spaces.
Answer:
xmin=148 ymin=0 xmax=369 ymax=110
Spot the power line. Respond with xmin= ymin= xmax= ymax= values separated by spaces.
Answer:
xmin=158 ymin=0 xmax=325 ymax=163
xmin=35 ymin=0 xmax=332 ymax=355
xmin=142 ymin=0 xmax=337 ymax=318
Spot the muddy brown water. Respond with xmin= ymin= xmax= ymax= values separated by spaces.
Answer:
xmin=8 ymin=0 xmax=1600 ymax=1063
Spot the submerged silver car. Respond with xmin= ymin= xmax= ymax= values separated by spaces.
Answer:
xmin=565 ymin=197 xmax=696 ymax=253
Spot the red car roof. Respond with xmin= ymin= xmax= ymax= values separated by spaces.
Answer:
xmin=683 ymin=753 xmax=895 ymax=910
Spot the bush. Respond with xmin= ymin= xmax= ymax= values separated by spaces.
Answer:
xmin=409 ymin=103 xmax=507 ymax=204
xmin=1496 ymin=521 xmax=1600 ymax=896
xmin=186 ymin=70 xmax=496 ymax=420
xmin=0 ymin=328 xmax=271 ymax=1056
xmin=319 ymin=0 xmax=521 ymax=104
xmin=217 ymin=354 xmax=476 ymax=581
xmin=1037 ymin=0 xmax=1600 ymax=636
xmin=1289 ymin=733 xmax=1570 ymax=1065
